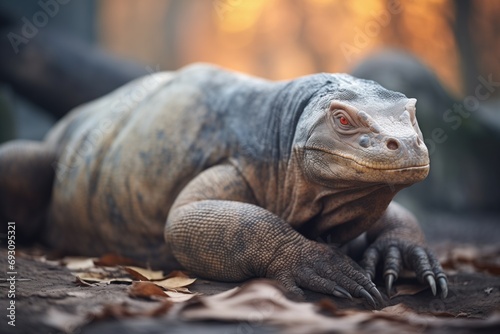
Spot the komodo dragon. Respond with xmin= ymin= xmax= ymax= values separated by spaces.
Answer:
xmin=0 ymin=64 xmax=447 ymax=307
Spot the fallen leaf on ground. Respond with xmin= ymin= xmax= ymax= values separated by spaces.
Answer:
xmin=74 ymin=271 xmax=133 ymax=284
xmin=165 ymin=290 xmax=198 ymax=302
xmin=172 ymin=287 xmax=193 ymax=293
xmin=67 ymin=291 xmax=93 ymax=298
xmin=62 ymin=257 xmax=97 ymax=270
xmin=440 ymin=244 xmax=500 ymax=276
xmin=171 ymin=280 xmax=377 ymax=333
xmin=474 ymin=257 xmax=500 ymax=276
xmin=94 ymin=254 xmax=138 ymax=267
xmin=169 ymin=279 xmax=500 ymax=334
xmin=128 ymin=281 xmax=168 ymax=300
xmin=378 ymin=303 xmax=418 ymax=317
xmin=164 ymin=270 xmax=191 ymax=279
xmin=125 ymin=266 xmax=164 ymax=280
xmin=73 ymin=271 xmax=107 ymax=281
xmin=43 ymin=307 xmax=89 ymax=333
xmin=154 ymin=276 xmax=197 ymax=290
xmin=90 ymin=301 xmax=173 ymax=322
xmin=91 ymin=302 xmax=134 ymax=321
xmin=393 ymin=283 xmax=428 ymax=297
xmin=74 ymin=276 xmax=94 ymax=287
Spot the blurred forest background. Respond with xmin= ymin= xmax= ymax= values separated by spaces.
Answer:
xmin=0 ymin=0 xmax=499 ymax=227
xmin=98 ymin=0 xmax=498 ymax=98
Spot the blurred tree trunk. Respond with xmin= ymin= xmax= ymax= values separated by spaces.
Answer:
xmin=453 ymin=0 xmax=480 ymax=95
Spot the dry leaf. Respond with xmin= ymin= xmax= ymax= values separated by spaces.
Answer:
xmin=172 ymin=287 xmax=193 ymax=293
xmin=165 ymin=290 xmax=197 ymax=302
xmin=175 ymin=280 xmax=500 ymax=334
xmin=474 ymin=258 xmax=500 ymax=276
xmin=378 ymin=303 xmax=417 ymax=317
xmin=125 ymin=266 xmax=164 ymax=280
xmin=164 ymin=270 xmax=191 ymax=279
xmin=315 ymin=299 xmax=338 ymax=315
xmin=379 ymin=303 xmax=461 ymax=319
xmin=393 ymin=283 xmax=428 ymax=297
xmin=62 ymin=257 xmax=97 ymax=271
xmin=148 ymin=302 xmax=174 ymax=316
xmin=90 ymin=301 xmax=173 ymax=322
xmin=74 ymin=272 xmax=133 ymax=284
xmin=67 ymin=291 xmax=93 ymax=298
xmin=74 ymin=276 xmax=94 ymax=287
xmin=440 ymin=244 xmax=500 ymax=276
xmin=154 ymin=277 xmax=196 ymax=290
xmin=94 ymin=254 xmax=138 ymax=267
xmin=173 ymin=279 xmax=351 ymax=333
xmin=91 ymin=302 xmax=135 ymax=321
xmin=43 ymin=307 xmax=89 ymax=333
xmin=129 ymin=281 xmax=168 ymax=300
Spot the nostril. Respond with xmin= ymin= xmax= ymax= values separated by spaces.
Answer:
xmin=387 ymin=139 xmax=399 ymax=151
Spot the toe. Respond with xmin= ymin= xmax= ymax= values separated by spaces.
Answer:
xmin=369 ymin=286 xmax=384 ymax=306
xmin=334 ymin=286 xmax=353 ymax=300
xmin=383 ymin=245 xmax=402 ymax=297
xmin=337 ymin=269 xmax=383 ymax=308
xmin=385 ymin=273 xmax=395 ymax=297
xmin=361 ymin=246 xmax=380 ymax=281
xmin=407 ymin=246 xmax=434 ymax=284
xmin=438 ymin=276 xmax=448 ymax=298
xmin=427 ymin=250 xmax=449 ymax=298
xmin=296 ymin=268 xmax=351 ymax=298
xmin=425 ymin=274 xmax=437 ymax=296
xmin=359 ymin=288 xmax=377 ymax=308
xmin=275 ymin=274 xmax=305 ymax=299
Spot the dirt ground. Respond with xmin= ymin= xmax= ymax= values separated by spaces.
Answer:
xmin=1 ymin=213 xmax=499 ymax=333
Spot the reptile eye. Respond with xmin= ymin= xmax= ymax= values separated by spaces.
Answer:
xmin=332 ymin=110 xmax=356 ymax=132
xmin=339 ymin=116 xmax=349 ymax=126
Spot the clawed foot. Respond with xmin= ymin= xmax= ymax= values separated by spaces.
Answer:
xmin=269 ymin=241 xmax=384 ymax=308
xmin=361 ymin=242 xmax=448 ymax=298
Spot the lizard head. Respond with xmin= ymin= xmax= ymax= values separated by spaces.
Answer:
xmin=295 ymin=74 xmax=429 ymax=186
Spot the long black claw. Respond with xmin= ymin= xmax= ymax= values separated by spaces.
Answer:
xmin=385 ymin=274 xmax=395 ymax=297
xmin=438 ymin=277 xmax=448 ymax=298
xmin=333 ymin=286 xmax=353 ymax=300
xmin=425 ymin=275 xmax=437 ymax=296
xmin=370 ymin=286 xmax=384 ymax=306
xmin=360 ymin=288 xmax=377 ymax=308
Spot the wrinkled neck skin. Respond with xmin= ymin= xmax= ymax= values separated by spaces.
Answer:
xmin=278 ymin=150 xmax=406 ymax=244
xmin=241 ymin=144 xmax=407 ymax=245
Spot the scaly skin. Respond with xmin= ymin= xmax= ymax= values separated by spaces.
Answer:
xmin=0 ymin=64 xmax=447 ymax=307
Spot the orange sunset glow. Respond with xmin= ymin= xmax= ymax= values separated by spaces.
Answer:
xmin=99 ymin=0 xmax=499 ymax=97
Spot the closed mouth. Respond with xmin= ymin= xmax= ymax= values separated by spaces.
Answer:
xmin=305 ymin=147 xmax=430 ymax=171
